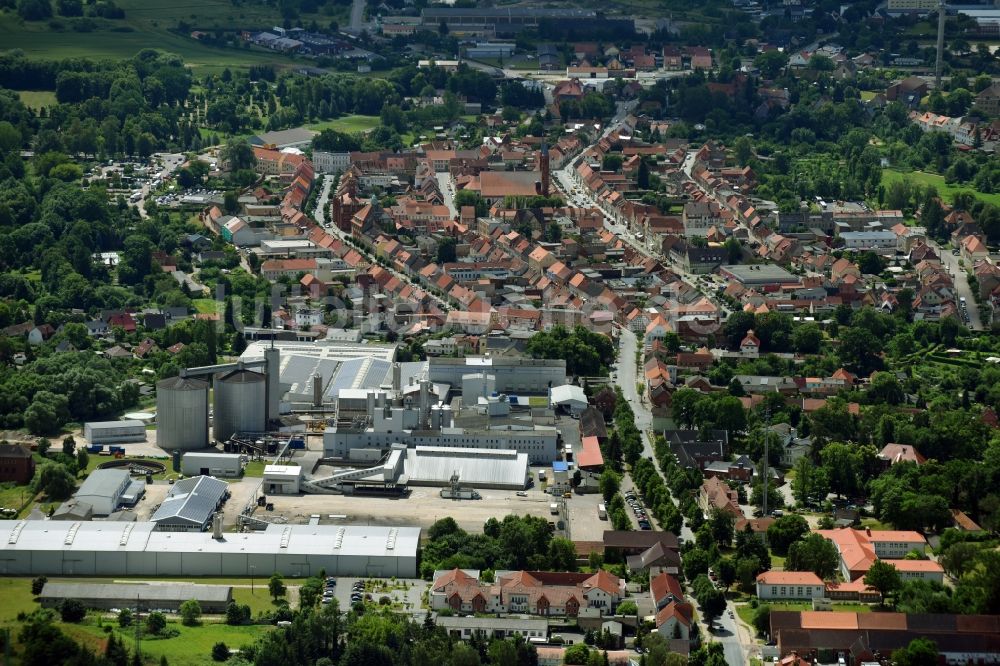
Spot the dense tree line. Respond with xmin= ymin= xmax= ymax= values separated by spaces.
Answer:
xmin=420 ymin=515 xmax=578 ymax=579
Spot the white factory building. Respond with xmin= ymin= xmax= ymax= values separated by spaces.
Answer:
xmin=74 ymin=469 xmax=143 ymax=516
xmin=83 ymin=420 xmax=147 ymax=445
xmin=0 ymin=520 xmax=420 ymax=578
xmin=180 ymin=452 xmax=246 ymax=478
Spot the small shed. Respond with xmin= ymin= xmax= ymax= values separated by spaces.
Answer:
xmin=181 ymin=452 xmax=245 ymax=478
xmin=263 ymin=465 xmax=302 ymax=494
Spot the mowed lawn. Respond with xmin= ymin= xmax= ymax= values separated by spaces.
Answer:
xmin=308 ymin=115 xmax=381 ymax=134
xmin=881 ymin=168 xmax=1000 ymax=207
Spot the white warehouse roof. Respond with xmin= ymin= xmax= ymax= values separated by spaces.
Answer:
xmin=0 ymin=520 xmax=420 ymax=577
xmin=549 ymin=384 xmax=587 ymax=407
xmin=403 ymin=446 xmax=528 ymax=489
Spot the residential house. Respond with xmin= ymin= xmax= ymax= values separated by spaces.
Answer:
xmin=699 ymin=476 xmax=741 ymax=518
xmin=0 ymin=443 xmax=35 ymax=484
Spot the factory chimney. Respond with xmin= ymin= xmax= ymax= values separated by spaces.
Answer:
xmin=264 ymin=346 xmax=281 ymax=424
xmin=540 ymin=142 xmax=550 ymax=197
xmin=312 ymin=374 xmax=323 ymax=408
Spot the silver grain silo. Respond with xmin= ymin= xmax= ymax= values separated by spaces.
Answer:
xmin=156 ymin=375 xmax=210 ymax=451
xmin=213 ymin=367 xmax=266 ymax=442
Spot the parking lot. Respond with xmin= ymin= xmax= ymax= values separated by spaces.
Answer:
xmin=327 ymin=577 xmax=428 ymax=615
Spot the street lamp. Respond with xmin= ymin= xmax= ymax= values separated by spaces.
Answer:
xmin=250 ymin=565 xmax=255 ymax=594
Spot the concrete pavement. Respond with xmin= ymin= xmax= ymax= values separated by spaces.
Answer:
xmin=313 ymin=174 xmax=334 ymax=226
xmin=933 ymin=241 xmax=984 ymax=330
xmin=436 ymin=172 xmax=459 ymax=218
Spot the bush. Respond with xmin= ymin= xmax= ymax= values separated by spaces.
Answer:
xmin=212 ymin=642 xmax=230 ymax=662
xmin=146 ymin=611 xmax=167 ymax=635
xmin=118 ymin=608 xmax=133 ymax=627
xmin=59 ymin=599 xmax=86 ymax=623
xmin=31 ymin=576 xmax=48 ymax=596
xmin=179 ymin=599 xmax=202 ymax=626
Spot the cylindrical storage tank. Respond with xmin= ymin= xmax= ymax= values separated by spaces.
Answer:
xmin=156 ymin=376 xmax=210 ymax=451
xmin=213 ymin=368 xmax=266 ymax=442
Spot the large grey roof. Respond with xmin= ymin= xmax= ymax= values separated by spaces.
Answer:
xmin=0 ymin=520 xmax=420 ymax=559
xmin=76 ymin=469 xmax=131 ymax=498
xmin=403 ymin=446 xmax=527 ymax=488
xmin=39 ymin=582 xmax=232 ymax=603
xmin=150 ymin=475 xmax=227 ymax=526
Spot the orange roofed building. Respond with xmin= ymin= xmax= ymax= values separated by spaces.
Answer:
xmin=429 ymin=568 xmax=624 ymax=617
xmin=813 ymin=527 xmax=943 ymax=583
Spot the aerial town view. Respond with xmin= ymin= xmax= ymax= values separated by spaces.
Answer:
xmin=0 ymin=0 xmax=999 ymax=663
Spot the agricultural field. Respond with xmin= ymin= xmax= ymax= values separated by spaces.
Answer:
xmin=0 ymin=0 xmax=346 ymax=72
xmin=881 ymin=168 xmax=1000 ymax=208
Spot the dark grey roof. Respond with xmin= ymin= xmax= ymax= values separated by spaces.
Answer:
xmin=39 ymin=582 xmax=232 ymax=603
xmin=150 ymin=475 xmax=227 ymax=527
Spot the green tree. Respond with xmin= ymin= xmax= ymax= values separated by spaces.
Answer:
xmin=792 ymin=323 xmax=822 ymax=354
xmin=437 ymin=237 xmax=457 ymax=264
xmin=752 ymin=603 xmax=772 ymax=637
xmin=222 ymin=139 xmax=256 ymax=172
xmin=864 ymin=559 xmax=901 ymax=607
xmin=180 ymin=599 xmax=202 ymax=626
xmin=268 ymin=573 xmax=286 ymax=601
xmin=31 ymin=576 xmax=48 ymax=595
xmin=599 ymin=468 xmax=620 ymax=503
xmin=76 ymin=448 xmax=89 ymax=473
xmin=33 ymin=462 xmax=76 ymax=500
xmin=564 ymin=644 xmax=591 ymax=665
xmin=707 ymin=507 xmax=735 ymax=547
xmin=786 ymin=533 xmax=840 ymax=579
xmin=212 ymin=642 xmax=230 ymax=662
xmin=61 ymin=435 xmax=75 ymax=457
xmin=766 ymin=514 xmax=809 ymax=556
xmin=548 ymin=537 xmax=578 ymax=571
xmin=118 ymin=607 xmax=133 ymax=627
xmin=892 ymin=637 xmax=939 ymax=666
xmin=59 ymin=598 xmax=86 ymax=623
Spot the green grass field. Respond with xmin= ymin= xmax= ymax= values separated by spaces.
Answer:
xmin=0 ymin=0 xmax=346 ymax=72
xmin=17 ymin=90 xmax=58 ymax=110
xmin=308 ymin=115 xmax=381 ymax=134
xmin=0 ymin=576 xmax=284 ymax=664
xmin=881 ymin=169 xmax=1000 ymax=208
xmin=191 ymin=298 xmax=221 ymax=315
xmin=70 ymin=618 xmax=266 ymax=665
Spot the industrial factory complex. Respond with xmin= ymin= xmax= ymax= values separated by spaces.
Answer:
xmin=11 ymin=336 xmax=588 ymax=580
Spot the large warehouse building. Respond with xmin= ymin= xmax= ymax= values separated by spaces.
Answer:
xmin=403 ymin=446 xmax=528 ymax=489
xmin=0 ymin=520 xmax=420 ymax=578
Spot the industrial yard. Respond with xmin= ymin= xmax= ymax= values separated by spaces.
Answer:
xmin=257 ymin=483 xmax=557 ymax=532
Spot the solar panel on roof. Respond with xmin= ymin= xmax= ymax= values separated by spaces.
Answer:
xmin=359 ymin=359 xmax=391 ymax=389
xmin=326 ymin=358 xmax=366 ymax=396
